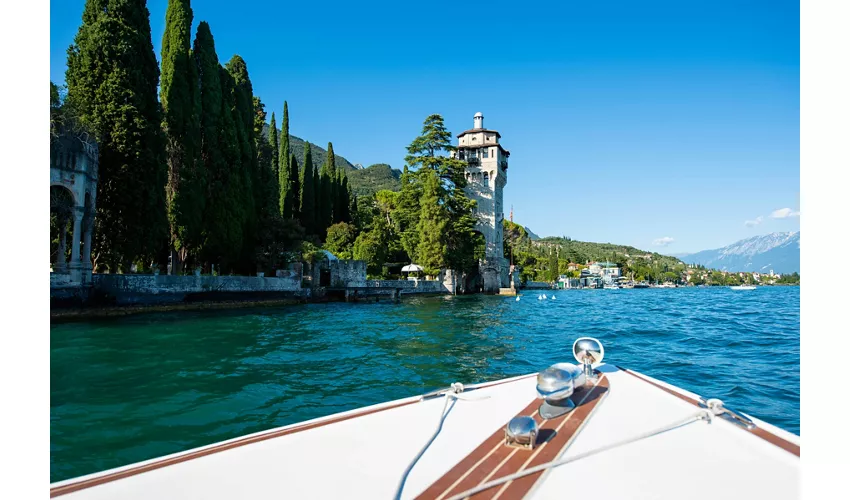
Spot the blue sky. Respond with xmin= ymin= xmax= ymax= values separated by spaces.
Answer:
xmin=50 ymin=0 xmax=800 ymax=253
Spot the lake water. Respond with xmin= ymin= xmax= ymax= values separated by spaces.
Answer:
xmin=51 ymin=286 xmax=800 ymax=482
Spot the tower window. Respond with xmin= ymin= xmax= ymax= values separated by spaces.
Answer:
xmin=482 ymin=148 xmax=488 ymax=158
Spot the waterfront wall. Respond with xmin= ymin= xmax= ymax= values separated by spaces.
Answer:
xmin=523 ymin=281 xmax=553 ymax=290
xmin=330 ymin=260 xmax=367 ymax=288
xmin=365 ymin=279 xmax=449 ymax=294
xmin=91 ymin=271 xmax=304 ymax=305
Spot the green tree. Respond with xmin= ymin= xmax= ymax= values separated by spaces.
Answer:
xmin=192 ymin=22 xmax=240 ymax=270
xmin=353 ymin=229 xmax=388 ymax=277
xmin=224 ymin=55 xmax=258 ymax=271
xmin=201 ymin=58 xmax=246 ymax=270
xmin=404 ymin=114 xmax=478 ymax=273
xmin=335 ymin=169 xmax=352 ymax=223
xmin=253 ymin=96 xmax=278 ymax=220
xmin=255 ymin=215 xmax=305 ymax=274
xmin=415 ymin=169 xmax=447 ymax=275
xmin=299 ymin=143 xmax=316 ymax=235
xmin=278 ymin=101 xmax=296 ymax=218
xmin=66 ymin=0 xmax=169 ymax=270
xmin=395 ymin=165 xmax=422 ymax=261
xmin=317 ymin=141 xmax=337 ymax=238
xmin=268 ymin=112 xmax=279 ymax=180
xmin=325 ymin=222 xmax=357 ymax=259
xmin=547 ymin=249 xmax=559 ymax=282
xmin=161 ymin=0 xmax=203 ymax=273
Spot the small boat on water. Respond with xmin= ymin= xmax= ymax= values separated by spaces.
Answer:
xmin=633 ymin=282 xmax=650 ymax=289
xmin=50 ymin=337 xmax=799 ymax=500
xmin=730 ymin=285 xmax=757 ymax=290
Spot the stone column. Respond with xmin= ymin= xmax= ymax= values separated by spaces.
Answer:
xmin=54 ymin=214 xmax=68 ymax=272
xmin=70 ymin=209 xmax=82 ymax=263
xmin=82 ymin=213 xmax=93 ymax=271
xmin=69 ymin=208 xmax=83 ymax=283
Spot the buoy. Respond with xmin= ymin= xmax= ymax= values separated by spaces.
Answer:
xmin=515 ymin=296 xmax=520 ymax=302
xmin=551 ymin=295 xmax=556 ymax=300
xmin=542 ymin=294 xmax=547 ymax=300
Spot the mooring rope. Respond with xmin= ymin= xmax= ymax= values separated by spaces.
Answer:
xmin=392 ymin=383 xmax=491 ymax=500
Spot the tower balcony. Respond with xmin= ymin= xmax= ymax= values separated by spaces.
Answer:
xmin=465 ymin=157 xmax=480 ymax=166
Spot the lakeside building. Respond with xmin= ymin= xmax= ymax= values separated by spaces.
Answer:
xmin=50 ymin=128 xmax=99 ymax=288
xmin=589 ymin=261 xmax=621 ymax=283
xmin=451 ymin=112 xmax=511 ymax=293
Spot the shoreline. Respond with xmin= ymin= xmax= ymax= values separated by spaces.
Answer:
xmin=49 ymin=290 xmax=454 ymax=323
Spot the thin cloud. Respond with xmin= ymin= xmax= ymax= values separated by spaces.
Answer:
xmin=744 ymin=216 xmax=764 ymax=227
xmin=652 ymin=236 xmax=674 ymax=247
xmin=770 ymin=208 xmax=800 ymax=219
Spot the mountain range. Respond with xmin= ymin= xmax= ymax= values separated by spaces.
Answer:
xmin=680 ymin=232 xmax=800 ymax=274
xmin=262 ymin=125 xmax=404 ymax=197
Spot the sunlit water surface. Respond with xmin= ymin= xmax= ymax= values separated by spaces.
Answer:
xmin=51 ymin=287 xmax=799 ymax=482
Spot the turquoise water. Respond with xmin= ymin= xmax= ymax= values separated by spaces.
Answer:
xmin=51 ymin=287 xmax=799 ymax=482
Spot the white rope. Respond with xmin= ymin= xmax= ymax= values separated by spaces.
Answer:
xmin=442 ymin=409 xmax=713 ymax=500
xmin=392 ymin=383 xmax=491 ymax=500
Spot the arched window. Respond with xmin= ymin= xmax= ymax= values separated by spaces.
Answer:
xmin=483 ymin=171 xmax=489 ymax=187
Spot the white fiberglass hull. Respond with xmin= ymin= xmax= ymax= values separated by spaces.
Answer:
xmin=50 ymin=365 xmax=799 ymax=500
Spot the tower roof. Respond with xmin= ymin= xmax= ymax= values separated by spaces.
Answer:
xmin=457 ymin=129 xmax=501 ymax=138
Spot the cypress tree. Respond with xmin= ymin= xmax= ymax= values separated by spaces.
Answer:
xmin=279 ymin=101 xmax=295 ymax=217
xmin=161 ymin=0 xmax=203 ymax=273
xmin=299 ymin=143 xmax=316 ymax=235
xmin=225 ymin=55 xmax=258 ymax=271
xmin=336 ymin=169 xmax=351 ymax=223
xmin=253 ymin=97 xmax=277 ymax=220
xmin=314 ymin=159 xmax=321 ymax=232
xmin=318 ymin=141 xmax=336 ymax=238
xmin=66 ymin=0 xmax=169 ymax=270
xmin=193 ymin=22 xmax=236 ymax=268
xmin=289 ymin=151 xmax=300 ymax=219
xmin=289 ymin=151 xmax=300 ymax=218
xmin=268 ymin=112 xmax=279 ymax=179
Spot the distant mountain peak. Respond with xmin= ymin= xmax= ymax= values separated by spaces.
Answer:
xmin=683 ymin=232 xmax=800 ymax=273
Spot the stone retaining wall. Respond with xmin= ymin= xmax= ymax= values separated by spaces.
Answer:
xmin=366 ymin=279 xmax=449 ymax=294
xmin=92 ymin=271 xmax=303 ymax=305
xmin=523 ymin=281 xmax=553 ymax=289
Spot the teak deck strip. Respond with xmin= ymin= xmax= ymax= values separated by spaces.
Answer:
xmin=416 ymin=375 xmax=610 ymax=500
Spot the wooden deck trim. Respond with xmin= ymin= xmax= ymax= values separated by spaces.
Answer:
xmin=618 ymin=367 xmax=800 ymax=457
xmin=416 ymin=375 xmax=610 ymax=500
xmin=51 ymin=374 xmax=536 ymax=498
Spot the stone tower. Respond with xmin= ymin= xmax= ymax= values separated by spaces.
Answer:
xmin=453 ymin=112 xmax=510 ymax=293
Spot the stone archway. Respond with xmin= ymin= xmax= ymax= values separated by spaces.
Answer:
xmin=50 ymin=185 xmax=75 ymax=273
xmin=50 ymin=128 xmax=98 ymax=286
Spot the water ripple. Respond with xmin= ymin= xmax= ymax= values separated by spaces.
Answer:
xmin=51 ymin=287 xmax=799 ymax=482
